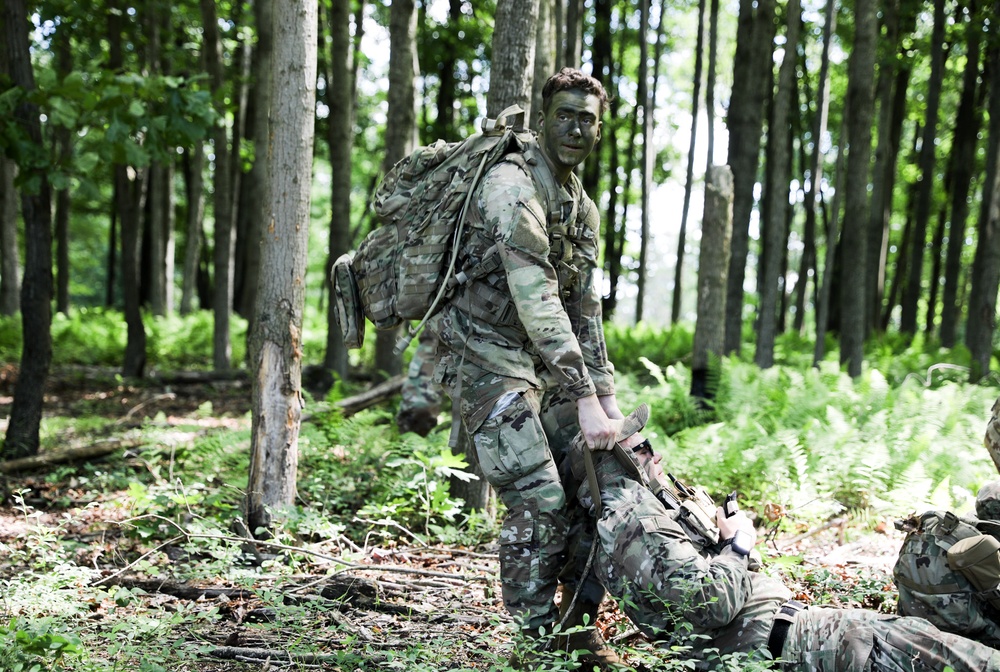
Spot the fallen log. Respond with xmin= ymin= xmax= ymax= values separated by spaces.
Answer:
xmin=333 ymin=374 xmax=404 ymax=418
xmin=0 ymin=439 xmax=141 ymax=474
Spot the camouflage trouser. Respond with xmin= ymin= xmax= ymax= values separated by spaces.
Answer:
xmin=469 ymin=379 xmax=604 ymax=631
xmin=782 ymin=606 xmax=1000 ymax=671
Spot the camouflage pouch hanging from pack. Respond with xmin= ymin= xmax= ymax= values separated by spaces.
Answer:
xmin=948 ymin=534 xmax=1000 ymax=612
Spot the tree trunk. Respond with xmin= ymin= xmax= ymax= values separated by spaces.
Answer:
xmin=581 ymin=0 xmax=611 ymax=197
xmin=229 ymin=3 xmax=252 ymax=321
xmin=813 ymin=114 xmax=848 ymax=366
xmin=201 ymin=0 xmax=237 ymax=371
xmin=564 ymin=0 xmax=582 ymax=67
xmin=705 ymin=0 xmax=719 ymax=165
xmin=755 ymin=0 xmax=800 ymax=369
xmin=925 ymin=203 xmax=948 ymax=336
xmin=532 ymin=0 xmax=555 ymax=131
xmin=671 ymin=0 xmax=706 ymax=325
xmin=2 ymin=0 xmax=53 ymax=459
xmin=941 ymin=0 xmax=983 ymax=347
xmin=966 ymin=0 xmax=1000 ymax=382
xmin=0 ymin=155 xmax=18 ymax=316
xmin=374 ymin=0 xmax=418 ymax=380
xmin=899 ymin=0 xmax=946 ymax=336
xmin=54 ymin=27 xmax=71 ymax=316
xmin=246 ymin=0 xmax=317 ymax=535
xmin=691 ymin=165 xmax=733 ymax=400
xmin=235 ymin=0 xmax=272 ymax=327
xmin=487 ymin=0 xmax=538 ymax=119
xmin=635 ymin=0 xmax=652 ymax=323
xmin=180 ymin=143 xmax=206 ymax=315
xmin=839 ymin=0 xmax=877 ymax=378
xmin=723 ymin=0 xmax=776 ymax=354
xmin=323 ymin=0 xmax=353 ymax=380
xmin=148 ymin=161 xmax=168 ymax=316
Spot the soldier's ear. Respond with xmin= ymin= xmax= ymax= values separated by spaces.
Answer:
xmin=595 ymin=121 xmax=602 ymax=143
xmin=537 ymin=109 xmax=545 ymax=129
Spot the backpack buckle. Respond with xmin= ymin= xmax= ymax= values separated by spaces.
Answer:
xmin=942 ymin=511 xmax=959 ymax=535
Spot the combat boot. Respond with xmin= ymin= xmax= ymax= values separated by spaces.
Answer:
xmin=554 ymin=586 xmax=620 ymax=669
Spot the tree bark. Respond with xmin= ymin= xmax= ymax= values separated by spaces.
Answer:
xmin=691 ymin=165 xmax=733 ymax=400
xmin=2 ymin=0 xmax=54 ymax=458
xmin=940 ymin=0 xmax=983 ymax=347
xmin=966 ymin=0 xmax=1000 ymax=382
xmin=672 ymin=0 xmax=707 ymax=325
xmin=54 ymin=27 xmax=71 ymax=316
xmin=0 ymin=155 xmax=18 ymax=316
xmin=839 ymin=0 xmax=877 ymax=377
xmin=180 ymin=144 xmax=206 ymax=315
xmin=487 ymin=0 xmax=538 ymax=119
xmin=201 ymin=0 xmax=237 ymax=371
xmin=532 ymin=0 xmax=555 ymax=131
xmin=723 ymin=0 xmax=776 ymax=354
xmin=899 ymin=0 xmax=946 ymax=336
xmin=755 ymin=0 xmax=800 ymax=369
xmin=246 ymin=0 xmax=317 ymax=535
xmin=563 ymin=0 xmax=582 ymax=67
xmin=323 ymin=0 xmax=353 ymax=380
xmin=635 ymin=0 xmax=652 ymax=323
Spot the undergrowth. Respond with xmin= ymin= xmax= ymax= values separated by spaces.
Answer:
xmin=0 ymin=312 xmax=999 ymax=669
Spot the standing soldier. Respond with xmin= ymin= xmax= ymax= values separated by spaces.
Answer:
xmin=433 ymin=68 xmax=640 ymax=667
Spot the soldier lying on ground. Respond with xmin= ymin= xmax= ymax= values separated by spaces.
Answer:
xmin=566 ymin=405 xmax=1000 ymax=671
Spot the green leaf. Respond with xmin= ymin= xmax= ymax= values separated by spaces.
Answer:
xmin=127 ymin=100 xmax=146 ymax=118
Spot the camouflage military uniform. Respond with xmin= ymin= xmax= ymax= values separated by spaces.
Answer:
xmin=434 ymin=148 xmax=615 ymax=631
xmin=571 ymin=437 xmax=1000 ymax=671
xmin=396 ymin=319 xmax=445 ymax=437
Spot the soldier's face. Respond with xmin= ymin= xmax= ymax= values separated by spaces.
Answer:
xmin=538 ymin=89 xmax=602 ymax=181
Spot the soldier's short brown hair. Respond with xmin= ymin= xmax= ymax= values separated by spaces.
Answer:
xmin=542 ymin=68 xmax=609 ymax=117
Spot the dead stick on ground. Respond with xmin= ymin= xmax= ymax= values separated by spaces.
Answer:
xmin=206 ymin=646 xmax=387 ymax=664
xmin=0 ymin=439 xmax=141 ymax=474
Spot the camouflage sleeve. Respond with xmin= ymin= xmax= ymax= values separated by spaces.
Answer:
xmin=660 ymin=546 xmax=756 ymax=631
xmin=483 ymin=163 xmax=598 ymax=401
xmin=572 ymin=193 xmax=615 ymax=396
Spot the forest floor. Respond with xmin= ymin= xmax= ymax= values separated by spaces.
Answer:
xmin=0 ymin=368 xmax=904 ymax=671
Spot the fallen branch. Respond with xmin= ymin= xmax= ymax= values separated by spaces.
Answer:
xmin=334 ymin=375 xmax=404 ymax=417
xmin=98 ymin=576 xmax=254 ymax=600
xmin=206 ymin=646 xmax=385 ymax=664
xmin=0 ymin=439 xmax=142 ymax=474
xmin=780 ymin=516 xmax=848 ymax=548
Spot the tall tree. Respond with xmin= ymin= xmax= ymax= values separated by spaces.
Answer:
xmin=635 ymin=0 xmax=653 ymax=323
xmin=201 ymin=0 xmax=239 ymax=370
xmin=2 ymin=0 xmax=54 ymax=458
xmin=53 ymin=23 xmax=72 ymax=315
xmin=487 ymin=0 xmax=538 ymax=118
xmin=0 ymin=155 xmax=17 ymax=316
xmin=723 ymin=0 xmax=776 ymax=354
xmin=373 ymin=0 xmax=418 ymax=380
xmin=246 ymin=0 xmax=318 ymax=535
xmin=705 ymin=0 xmax=719 ymax=166
xmin=966 ymin=0 xmax=1000 ymax=382
xmin=180 ymin=143 xmax=206 ymax=315
xmin=755 ymin=0 xmax=800 ymax=369
xmin=671 ymin=0 xmax=707 ymax=325
xmin=532 ymin=0 xmax=555 ymax=128
xmin=899 ymin=0 xmax=946 ymax=335
xmin=839 ymin=0 xmax=877 ymax=377
xmin=940 ymin=0 xmax=983 ymax=347
xmin=323 ymin=0 xmax=355 ymax=380
xmin=564 ymin=0 xmax=582 ymax=67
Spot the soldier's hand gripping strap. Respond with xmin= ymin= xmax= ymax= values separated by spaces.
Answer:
xmin=583 ymin=404 xmax=650 ymax=519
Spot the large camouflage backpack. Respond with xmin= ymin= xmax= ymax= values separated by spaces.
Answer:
xmin=331 ymin=105 xmax=560 ymax=352
xmin=893 ymin=510 xmax=1000 ymax=646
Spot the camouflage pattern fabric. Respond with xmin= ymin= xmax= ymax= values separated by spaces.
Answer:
xmin=432 ymin=151 xmax=614 ymax=630
xmin=396 ymin=322 xmax=445 ymax=437
xmin=567 ymin=434 xmax=1000 ymax=671
xmin=978 ymin=479 xmax=1000 ymax=522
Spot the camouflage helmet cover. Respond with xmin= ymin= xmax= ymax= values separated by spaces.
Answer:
xmin=976 ymin=480 xmax=1000 ymax=521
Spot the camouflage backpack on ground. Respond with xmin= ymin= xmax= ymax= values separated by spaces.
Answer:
xmin=893 ymin=509 xmax=1000 ymax=647
xmin=331 ymin=105 xmax=560 ymax=353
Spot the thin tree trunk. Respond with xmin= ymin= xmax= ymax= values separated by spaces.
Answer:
xmin=724 ymin=0 xmax=776 ymax=354
xmin=54 ymin=27 xmax=71 ymax=315
xmin=532 ymin=0 xmax=555 ymax=132
xmin=246 ymin=0 xmax=317 ymax=535
xmin=966 ymin=0 xmax=1000 ymax=382
xmin=487 ymin=0 xmax=538 ymax=118
xmin=941 ymin=0 xmax=983 ymax=347
xmin=705 ymin=0 xmax=719 ymax=166
xmin=925 ymin=202 xmax=948 ymax=336
xmin=755 ymin=0 xmax=800 ymax=369
xmin=672 ymin=0 xmax=707 ymax=325
xmin=201 ymin=0 xmax=237 ymax=371
xmin=813 ymin=114 xmax=848 ymax=366
xmin=324 ymin=0 xmax=353 ymax=379
xmin=839 ymin=0 xmax=877 ymax=378
xmin=691 ymin=165 xmax=733 ymax=400
xmin=564 ymin=0 xmax=581 ymax=67
xmin=180 ymin=144 xmax=205 ymax=315
xmin=635 ymin=0 xmax=652 ymax=323
xmin=2 ymin=0 xmax=54 ymax=458
xmin=900 ymin=0 xmax=946 ymax=336
xmin=0 ymin=155 xmax=18 ymax=316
